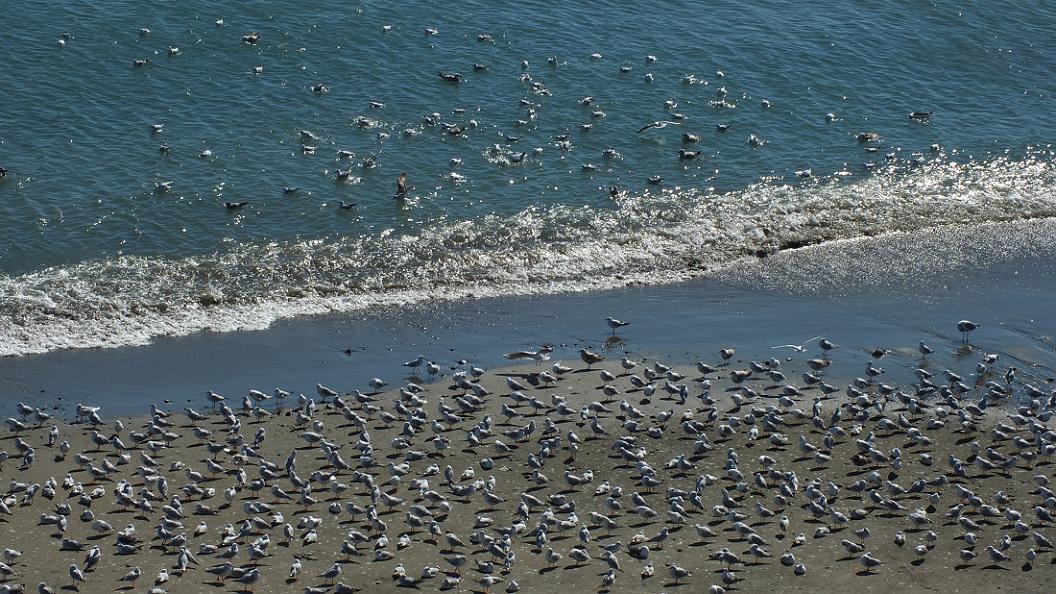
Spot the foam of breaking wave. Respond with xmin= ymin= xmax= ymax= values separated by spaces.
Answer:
xmin=1 ymin=154 xmax=1054 ymax=356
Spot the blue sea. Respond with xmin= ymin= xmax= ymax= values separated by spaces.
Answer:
xmin=1 ymin=0 xmax=1054 ymax=356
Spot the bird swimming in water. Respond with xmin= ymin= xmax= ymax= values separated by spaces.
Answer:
xmin=224 ymin=201 xmax=248 ymax=210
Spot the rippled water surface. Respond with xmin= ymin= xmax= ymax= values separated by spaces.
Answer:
xmin=1 ymin=0 xmax=1054 ymax=355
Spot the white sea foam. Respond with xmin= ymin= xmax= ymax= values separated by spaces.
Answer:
xmin=1 ymin=155 xmax=1053 ymax=356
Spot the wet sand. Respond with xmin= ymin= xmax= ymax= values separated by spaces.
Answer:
xmin=0 ymin=341 xmax=1053 ymax=593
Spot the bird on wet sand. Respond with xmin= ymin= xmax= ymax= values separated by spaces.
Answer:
xmin=580 ymin=348 xmax=605 ymax=369
xmin=957 ymin=320 xmax=980 ymax=344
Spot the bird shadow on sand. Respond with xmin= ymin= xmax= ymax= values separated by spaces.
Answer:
xmin=538 ymin=566 xmax=559 ymax=575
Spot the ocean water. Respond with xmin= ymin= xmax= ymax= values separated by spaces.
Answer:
xmin=1 ymin=0 xmax=1054 ymax=356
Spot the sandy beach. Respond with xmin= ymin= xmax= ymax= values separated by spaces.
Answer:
xmin=0 ymin=335 xmax=1053 ymax=594
xmin=2 ymin=2 xmax=1054 ymax=593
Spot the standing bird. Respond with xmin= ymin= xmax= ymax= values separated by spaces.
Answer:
xmin=606 ymin=317 xmax=630 ymax=335
xmin=395 ymin=173 xmax=408 ymax=199
xmin=237 ymin=568 xmax=261 ymax=592
xmin=580 ymin=349 xmax=605 ymax=369
xmin=402 ymin=356 xmax=426 ymax=374
xmin=957 ymin=320 xmax=980 ymax=344
xmin=918 ymin=340 xmax=935 ymax=361
xmin=667 ymin=563 xmax=692 ymax=583
xmin=719 ymin=348 xmax=736 ymax=365
xmin=68 ymin=565 xmax=86 ymax=589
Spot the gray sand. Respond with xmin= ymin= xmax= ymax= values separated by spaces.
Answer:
xmin=0 ymin=342 xmax=1053 ymax=593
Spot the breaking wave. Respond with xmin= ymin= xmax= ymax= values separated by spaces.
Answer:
xmin=2 ymin=154 xmax=1054 ymax=356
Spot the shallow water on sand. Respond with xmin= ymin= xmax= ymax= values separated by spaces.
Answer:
xmin=2 ymin=219 xmax=1053 ymax=415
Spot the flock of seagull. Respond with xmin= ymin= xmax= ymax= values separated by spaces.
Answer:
xmin=1 ymin=317 xmax=1054 ymax=593
xmin=5 ymin=21 xmax=939 ymax=212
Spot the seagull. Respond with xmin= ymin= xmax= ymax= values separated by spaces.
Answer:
xmin=319 ymin=563 xmax=341 ymax=584
xmin=118 ymin=566 xmax=141 ymax=586
xmin=237 ymin=568 xmax=261 ymax=592
xmin=818 ymin=338 xmax=839 ymax=354
xmin=666 ymin=563 xmax=692 ymax=583
xmin=859 ymin=553 xmax=882 ymax=572
xmin=770 ymin=337 xmax=821 ymax=353
xmin=580 ymin=349 xmax=605 ymax=369
xmin=918 ymin=340 xmax=935 ymax=360
xmin=957 ymin=320 xmax=980 ymax=344
xmin=504 ymin=345 xmax=554 ymax=365
xmin=637 ymin=120 xmax=681 ymax=133
xmin=606 ymin=317 xmax=630 ymax=335
xmin=68 ymin=565 xmax=86 ymax=589
xmin=402 ymin=355 xmax=426 ymax=373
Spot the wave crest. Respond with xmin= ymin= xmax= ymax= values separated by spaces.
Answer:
xmin=2 ymin=154 xmax=1053 ymax=356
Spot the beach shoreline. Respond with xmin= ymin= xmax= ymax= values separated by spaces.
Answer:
xmin=1 ymin=348 xmax=1053 ymax=593
xmin=4 ymin=218 xmax=1056 ymax=419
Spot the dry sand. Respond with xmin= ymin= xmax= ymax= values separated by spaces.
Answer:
xmin=0 ymin=345 xmax=1053 ymax=593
